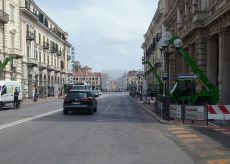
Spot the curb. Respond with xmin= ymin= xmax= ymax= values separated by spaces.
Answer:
xmin=22 ymin=97 xmax=61 ymax=105
xmin=139 ymin=102 xmax=170 ymax=124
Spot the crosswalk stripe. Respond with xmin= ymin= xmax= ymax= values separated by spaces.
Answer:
xmin=181 ymin=138 xmax=204 ymax=143
xmin=168 ymin=127 xmax=185 ymax=131
xmin=208 ymin=159 xmax=230 ymax=164
xmin=171 ymin=130 xmax=191 ymax=134
xmin=176 ymin=134 xmax=198 ymax=139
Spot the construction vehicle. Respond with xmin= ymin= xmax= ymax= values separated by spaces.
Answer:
xmin=0 ymin=57 xmax=14 ymax=73
xmin=142 ymin=57 xmax=164 ymax=96
xmin=169 ymin=37 xmax=219 ymax=105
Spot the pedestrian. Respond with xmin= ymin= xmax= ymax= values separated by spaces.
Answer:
xmin=14 ymin=89 xmax=19 ymax=109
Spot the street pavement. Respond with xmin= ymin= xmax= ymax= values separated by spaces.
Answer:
xmin=22 ymin=96 xmax=63 ymax=105
xmin=2 ymin=93 xmax=230 ymax=164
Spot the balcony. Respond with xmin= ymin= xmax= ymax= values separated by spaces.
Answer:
xmin=47 ymin=65 xmax=54 ymax=70
xmin=57 ymin=50 xmax=62 ymax=56
xmin=26 ymin=31 xmax=35 ymax=41
xmin=20 ymin=2 xmax=38 ymax=22
xmin=67 ymin=55 xmax=71 ymax=60
xmin=43 ymin=42 xmax=49 ymax=50
xmin=0 ymin=9 xmax=9 ymax=23
xmin=26 ymin=58 xmax=38 ymax=66
xmin=54 ymin=67 xmax=60 ymax=72
xmin=153 ymin=58 xmax=162 ymax=67
xmin=60 ymin=68 xmax=65 ymax=74
xmin=8 ymin=48 xmax=23 ymax=58
xmin=38 ymin=61 xmax=47 ymax=69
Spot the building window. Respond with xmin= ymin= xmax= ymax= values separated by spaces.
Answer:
xmin=43 ymin=53 xmax=45 ymax=63
xmin=10 ymin=32 xmax=15 ymax=48
xmin=27 ymin=45 xmax=30 ymax=58
xmin=39 ymin=33 xmax=41 ymax=44
xmin=9 ymin=4 xmax=15 ymax=22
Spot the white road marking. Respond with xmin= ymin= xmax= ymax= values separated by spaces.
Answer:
xmin=103 ymin=101 xmax=114 ymax=113
xmin=0 ymin=108 xmax=62 ymax=130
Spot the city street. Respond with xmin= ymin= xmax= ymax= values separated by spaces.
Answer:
xmin=0 ymin=92 xmax=229 ymax=164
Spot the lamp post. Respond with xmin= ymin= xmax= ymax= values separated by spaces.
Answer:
xmin=158 ymin=32 xmax=173 ymax=120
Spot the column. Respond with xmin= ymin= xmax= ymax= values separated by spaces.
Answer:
xmin=206 ymin=36 xmax=218 ymax=86
xmin=219 ymin=30 xmax=230 ymax=104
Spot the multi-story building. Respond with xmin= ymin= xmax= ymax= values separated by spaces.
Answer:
xmin=73 ymin=63 xmax=101 ymax=89
xmin=143 ymin=0 xmax=230 ymax=104
xmin=0 ymin=0 xmax=23 ymax=81
xmin=127 ymin=70 xmax=143 ymax=94
xmin=20 ymin=0 xmax=72 ymax=98
xmin=142 ymin=0 xmax=165 ymax=93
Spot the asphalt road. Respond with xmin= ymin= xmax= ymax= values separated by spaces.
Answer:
xmin=0 ymin=92 xmax=217 ymax=164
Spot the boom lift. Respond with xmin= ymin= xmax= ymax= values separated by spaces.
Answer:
xmin=142 ymin=57 xmax=164 ymax=96
xmin=0 ymin=57 xmax=14 ymax=73
xmin=169 ymin=37 xmax=219 ymax=105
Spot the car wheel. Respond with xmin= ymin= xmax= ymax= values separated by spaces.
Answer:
xmin=63 ymin=110 xmax=68 ymax=115
xmin=93 ymin=106 xmax=97 ymax=112
xmin=89 ymin=107 xmax=93 ymax=115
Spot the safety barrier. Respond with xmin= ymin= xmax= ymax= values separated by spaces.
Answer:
xmin=208 ymin=105 xmax=230 ymax=120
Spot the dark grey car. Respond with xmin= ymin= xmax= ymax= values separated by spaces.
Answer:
xmin=63 ymin=90 xmax=97 ymax=115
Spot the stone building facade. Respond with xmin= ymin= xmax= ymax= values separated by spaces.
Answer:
xmin=73 ymin=62 xmax=101 ymax=89
xmin=143 ymin=0 xmax=230 ymax=104
xmin=0 ymin=0 xmax=23 ymax=81
xmin=20 ymin=0 xmax=73 ymax=98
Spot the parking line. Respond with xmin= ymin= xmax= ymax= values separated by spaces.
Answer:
xmin=0 ymin=108 xmax=62 ymax=130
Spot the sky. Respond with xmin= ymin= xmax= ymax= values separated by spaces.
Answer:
xmin=35 ymin=0 xmax=158 ymax=72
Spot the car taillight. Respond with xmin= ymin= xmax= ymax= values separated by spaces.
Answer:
xmin=82 ymin=98 xmax=93 ymax=104
xmin=64 ymin=97 xmax=71 ymax=104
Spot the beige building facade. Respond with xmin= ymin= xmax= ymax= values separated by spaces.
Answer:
xmin=143 ymin=0 xmax=230 ymax=104
xmin=0 ymin=0 xmax=23 ymax=81
xmin=0 ymin=0 xmax=73 ymax=98
xmin=19 ymin=0 xmax=72 ymax=98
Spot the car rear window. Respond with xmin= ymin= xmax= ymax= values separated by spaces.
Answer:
xmin=66 ymin=91 xmax=88 ymax=99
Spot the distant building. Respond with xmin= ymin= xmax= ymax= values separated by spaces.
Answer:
xmin=127 ymin=70 xmax=143 ymax=94
xmin=101 ymin=70 xmax=127 ymax=91
xmin=73 ymin=62 xmax=101 ymax=89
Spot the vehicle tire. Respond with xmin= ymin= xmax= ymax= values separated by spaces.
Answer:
xmin=89 ymin=107 xmax=93 ymax=115
xmin=93 ymin=106 xmax=97 ymax=112
xmin=63 ymin=110 xmax=68 ymax=115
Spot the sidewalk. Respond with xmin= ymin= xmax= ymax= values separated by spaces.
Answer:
xmin=21 ymin=96 xmax=63 ymax=105
xmin=137 ymin=98 xmax=215 ymax=127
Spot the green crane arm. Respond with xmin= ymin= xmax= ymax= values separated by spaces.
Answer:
xmin=142 ymin=59 xmax=164 ymax=87
xmin=177 ymin=47 xmax=219 ymax=104
xmin=0 ymin=57 xmax=14 ymax=72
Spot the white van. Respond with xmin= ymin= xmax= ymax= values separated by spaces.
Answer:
xmin=0 ymin=81 xmax=22 ymax=109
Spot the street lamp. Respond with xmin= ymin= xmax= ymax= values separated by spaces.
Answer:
xmin=158 ymin=31 xmax=173 ymax=120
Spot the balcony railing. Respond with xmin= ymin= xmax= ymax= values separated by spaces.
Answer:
xmin=26 ymin=58 xmax=38 ymax=66
xmin=43 ymin=42 xmax=49 ymax=50
xmin=8 ymin=48 xmax=23 ymax=58
xmin=54 ymin=67 xmax=61 ymax=72
xmin=0 ymin=9 xmax=9 ymax=23
xmin=60 ymin=68 xmax=65 ymax=73
xmin=57 ymin=50 xmax=62 ymax=56
xmin=39 ymin=62 xmax=47 ymax=68
xmin=20 ymin=1 xmax=38 ymax=22
xmin=26 ymin=31 xmax=35 ymax=41
xmin=47 ymin=65 xmax=54 ymax=70
xmin=208 ymin=0 xmax=226 ymax=17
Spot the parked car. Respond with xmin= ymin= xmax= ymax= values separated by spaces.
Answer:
xmin=63 ymin=90 xmax=97 ymax=115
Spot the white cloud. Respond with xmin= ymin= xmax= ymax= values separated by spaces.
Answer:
xmin=36 ymin=0 xmax=158 ymax=71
